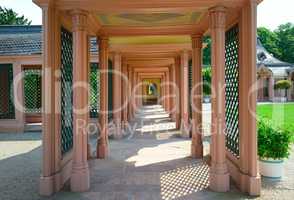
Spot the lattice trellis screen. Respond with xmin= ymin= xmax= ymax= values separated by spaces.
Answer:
xmin=0 ymin=64 xmax=15 ymax=119
xmin=60 ymin=27 xmax=73 ymax=155
xmin=188 ymin=60 xmax=193 ymax=119
xmin=24 ymin=68 xmax=42 ymax=113
xmin=90 ymin=63 xmax=100 ymax=118
xmin=225 ymin=24 xmax=240 ymax=157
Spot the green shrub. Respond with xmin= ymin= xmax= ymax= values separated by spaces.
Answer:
xmin=202 ymin=67 xmax=211 ymax=96
xmin=258 ymin=118 xmax=292 ymax=160
xmin=274 ymin=80 xmax=292 ymax=90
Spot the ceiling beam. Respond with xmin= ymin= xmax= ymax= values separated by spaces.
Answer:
xmin=54 ymin=0 xmax=246 ymax=12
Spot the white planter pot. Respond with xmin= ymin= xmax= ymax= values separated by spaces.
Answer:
xmin=259 ymin=158 xmax=284 ymax=179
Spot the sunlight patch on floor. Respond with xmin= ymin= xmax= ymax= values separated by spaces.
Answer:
xmin=125 ymin=140 xmax=190 ymax=167
xmin=160 ymin=162 xmax=209 ymax=200
xmin=0 ymin=140 xmax=41 ymax=160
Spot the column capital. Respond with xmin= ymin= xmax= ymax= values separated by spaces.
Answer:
xmin=191 ymin=35 xmax=202 ymax=49
xmin=209 ymin=6 xmax=227 ymax=29
xmin=99 ymin=37 xmax=109 ymax=50
xmin=71 ymin=10 xmax=88 ymax=32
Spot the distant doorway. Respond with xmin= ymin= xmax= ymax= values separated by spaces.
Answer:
xmin=142 ymin=79 xmax=160 ymax=105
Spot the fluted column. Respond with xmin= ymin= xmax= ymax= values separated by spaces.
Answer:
xmin=175 ymin=56 xmax=181 ymax=129
xmin=122 ymin=62 xmax=128 ymax=127
xmin=269 ymin=75 xmax=274 ymax=101
xmin=113 ymin=52 xmax=122 ymax=138
xmin=239 ymin=0 xmax=261 ymax=195
xmin=97 ymin=37 xmax=109 ymax=159
xmin=191 ymin=35 xmax=203 ymax=158
xmin=170 ymin=63 xmax=176 ymax=121
xmin=39 ymin=4 xmax=59 ymax=196
xmin=128 ymin=67 xmax=133 ymax=120
xmin=209 ymin=6 xmax=230 ymax=192
xmin=70 ymin=10 xmax=90 ymax=192
xmin=180 ymin=50 xmax=189 ymax=137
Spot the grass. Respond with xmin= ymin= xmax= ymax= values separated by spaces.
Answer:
xmin=257 ymin=103 xmax=294 ymax=141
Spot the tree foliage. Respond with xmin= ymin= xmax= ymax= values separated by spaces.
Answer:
xmin=274 ymin=80 xmax=292 ymax=90
xmin=0 ymin=6 xmax=31 ymax=25
xmin=202 ymin=23 xmax=294 ymax=65
xmin=202 ymin=67 xmax=211 ymax=96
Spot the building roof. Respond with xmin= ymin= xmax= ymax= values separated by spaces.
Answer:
xmin=0 ymin=26 xmax=293 ymax=75
xmin=256 ymin=37 xmax=293 ymax=68
xmin=0 ymin=25 xmax=98 ymax=56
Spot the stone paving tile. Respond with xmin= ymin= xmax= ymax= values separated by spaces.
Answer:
xmin=0 ymin=104 xmax=293 ymax=200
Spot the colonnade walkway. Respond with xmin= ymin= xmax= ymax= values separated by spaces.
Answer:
xmin=0 ymin=104 xmax=293 ymax=199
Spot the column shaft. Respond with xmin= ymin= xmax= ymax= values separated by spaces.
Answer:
xmin=180 ymin=50 xmax=189 ymax=136
xmin=97 ymin=37 xmax=109 ymax=158
xmin=209 ymin=6 xmax=230 ymax=192
xmin=70 ymin=10 xmax=90 ymax=192
xmin=113 ymin=52 xmax=122 ymax=138
xmin=239 ymin=0 xmax=261 ymax=195
xmin=39 ymin=5 xmax=60 ymax=196
xmin=191 ymin=35 xmax=203 ymax=158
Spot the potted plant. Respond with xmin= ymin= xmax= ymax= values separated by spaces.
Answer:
xmin=258 ymin=118 xmax=292 ymax=178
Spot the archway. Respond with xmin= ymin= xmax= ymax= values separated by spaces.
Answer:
xmin=142 ymin=78 xmax=161 ymax=105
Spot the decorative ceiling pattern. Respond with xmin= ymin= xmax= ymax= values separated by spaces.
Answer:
xmin=96 ymin=12 xmax=202 ymax=26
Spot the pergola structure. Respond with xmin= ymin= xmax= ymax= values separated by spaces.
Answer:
xmin=33 ymin=0 xmax=261 ymax=196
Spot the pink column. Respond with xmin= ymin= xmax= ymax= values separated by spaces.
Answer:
xmin=191 ymin=35 xmax=203 ymax=158
xmin=165 ymin=71 xmax=170 ymax=112
xmin=39 ymin=4 xmax=60 ymax=196
xmin=70 ymin=10 xmax=90 ymax=192
xmin=112 ymin=52 xmax=122 ymax=138
xmin=175 ymin=56 xmax=181 ymax=129
xmin=97 ymin=37 xmax=109 ymax=159
xmin=128 ymin=67 xmax=133 ymax=120
xmin=180 ymin=50 xmax=189 ymax=137
xmin=170 ymin=63 xmax=176 ymax=121
xmin=239 ymin=0 xmax=261 ymax=195
xmin=122 ymin=62 xmax=128 ymax=127
xmin=258 ymin=77 xmax=264 ymax=101
xmin=269 ymin=75 xmax=274 ymax=101
xmin=209 ymin=6 xmax=230 ymax=192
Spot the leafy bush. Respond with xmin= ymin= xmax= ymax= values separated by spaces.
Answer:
xmin=258 ymin=118 xmax=292 ymax=160
xmin=274 ymin=80 xmax=292 ymax=90
xmin=202 ymin=67 xmax=211 ymax=96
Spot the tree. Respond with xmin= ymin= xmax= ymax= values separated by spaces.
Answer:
xmin=257 ymin=27 xmax=280 ymax=58
xmin=0 ymin=6 xmax=31 ymax=25
xmin=203 ymin=36 xmax=211 ymax=65
xmin=275 ymin=23 xmax=294 ymax=63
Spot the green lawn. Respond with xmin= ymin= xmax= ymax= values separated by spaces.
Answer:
xmin=257 ymin=103 xmax=294 ymax=134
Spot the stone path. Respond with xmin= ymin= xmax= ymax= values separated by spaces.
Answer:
xmin=0 ymin=104 xmax=293 ymax=200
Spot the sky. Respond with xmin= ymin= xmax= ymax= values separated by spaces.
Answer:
xmin=0 ymin=0 xmax=293 ymax=30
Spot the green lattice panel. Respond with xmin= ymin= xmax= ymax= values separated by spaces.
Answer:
xmin=188 ymin=60 xmax=192 ymax=119
xmin=225 ymin=24 xmax=240 ymax=157
xmin=61 ymin=27 xmax=73 ymax=155
xmin=24 ymin=69 xmax=41 ymax=113
xmin=0 ymin=64 xmax=15 ymax=119
xmin=90 ymin=63 xmax=100 ymax=118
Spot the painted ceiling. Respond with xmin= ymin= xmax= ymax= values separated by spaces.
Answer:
xmin=96 ymin=12 xmax=202 ymax=26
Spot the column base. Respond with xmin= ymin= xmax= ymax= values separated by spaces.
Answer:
xmin=191 ymin=143 xmax=203 ymax=159
xmin=209 ymin=170 xmax=230 ymax=192
xmin=96 ymin=142 xmax=108 ymax=159
xmin=87 ymin=143 xmax=92 ymax=160
xmin=39 ymin=175 xmax=54 ymax=196
xmin=70 ymin=163 xmax=90 ymax=192
xmin=240 ymin=173 xmax=261 ymax=196
xmin=248 ymin=176 xmax=261 ymax=196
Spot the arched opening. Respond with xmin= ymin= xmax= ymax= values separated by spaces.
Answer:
xmin=142 ymin=79 xmax=160 ymax=105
